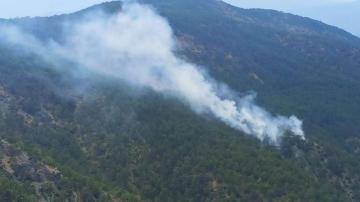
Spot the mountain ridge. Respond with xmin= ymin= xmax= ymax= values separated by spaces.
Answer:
xmin=4 ymin=0 xmax=359 ymax=42
xmin=0 ymin=0 xmax=360 ymax=201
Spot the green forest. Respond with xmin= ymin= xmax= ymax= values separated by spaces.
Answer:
xmin=1 ymin=0 xmax=360 ymax=201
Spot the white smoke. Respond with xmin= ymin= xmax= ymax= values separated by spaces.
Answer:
xmin=0 ymin=3 xmax=305 ymax=145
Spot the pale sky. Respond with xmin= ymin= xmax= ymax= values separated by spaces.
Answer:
xmin=0 ymin=0 xmax=104 ymax=18
xmin=224 ymin=0 xmax=357 ymax=9
xmin=224 ymin=0 xmax=360 ymax=36
xmin=0 ymin=0 xmax=358 ymax=36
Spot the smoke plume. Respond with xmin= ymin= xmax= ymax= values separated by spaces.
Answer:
xmin=0 ymin=3 xmax=305 ymax=145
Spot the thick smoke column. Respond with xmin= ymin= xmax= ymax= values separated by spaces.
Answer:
xmin=0 ymin=3 xmax=305 ymax=144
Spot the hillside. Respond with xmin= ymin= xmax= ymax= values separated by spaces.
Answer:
xmin=1 ymin=0 xmax=360 ymax=201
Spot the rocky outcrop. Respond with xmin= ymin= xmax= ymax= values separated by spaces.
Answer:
xmin=0 ymin=140 xmax=62 ymax=201
xmin=0 ymin=85 xmax=11 ymax=117
xmin=0 ymin=140 xmax=61 ymax=181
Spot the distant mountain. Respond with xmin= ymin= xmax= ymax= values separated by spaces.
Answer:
xmin=1 ymin=0 xmax=360 ymax=201
xmin=223 ymin=0 xmax=360 ymax=37
xmin=288 ymin=1 xmax=360 ymax=37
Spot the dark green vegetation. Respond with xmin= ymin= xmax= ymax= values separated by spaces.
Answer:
xmin=1 ymin=0 xmax=360 ymax=201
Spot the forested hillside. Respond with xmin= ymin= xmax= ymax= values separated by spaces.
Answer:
xmin=1 ymin=0 xmax=360 ymax=201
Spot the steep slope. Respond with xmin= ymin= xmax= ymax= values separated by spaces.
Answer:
xmin=139 ymin=0 xmax=360 ymax=199
xmin=0 ymin=45 xmax=340 ymax=201
xmin=0 ymin=0 xmax=360 ymax=201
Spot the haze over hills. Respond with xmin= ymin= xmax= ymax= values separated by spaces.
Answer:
xmin=0 ymin=0 xmax=360 ymax=201
xmin=223 ymin=0 xmax=360 ymax=36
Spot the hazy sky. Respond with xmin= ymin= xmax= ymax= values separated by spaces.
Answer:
xmin=224 ymin=0 xmax=357 ymax=9
xmin=0 ymin=0 xmax=358 ymax=36
xmin=0 ymin=0 xmax=104 ymax=17
xmin=224 ymin=0 xmax=360 ymax=36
